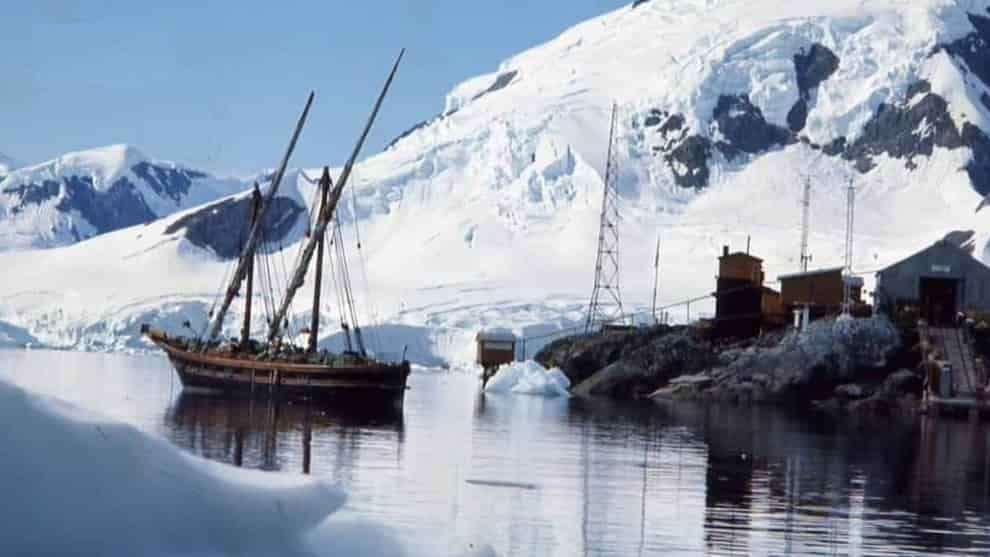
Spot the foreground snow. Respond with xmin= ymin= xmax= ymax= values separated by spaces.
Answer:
xmin=484 ymin=361 xmax=571 ymax=397
xmin=0 ymin=376 xmax=490 ymax=556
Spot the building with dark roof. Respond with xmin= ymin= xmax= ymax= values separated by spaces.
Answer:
xmin=875 ymin=240 xmax=990 ymax=325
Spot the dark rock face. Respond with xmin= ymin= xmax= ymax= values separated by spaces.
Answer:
xmin=843 ymin=85 xmax=963 ymax=172
xmin=822 ymin=136 xmax=847 ymax=156
xmin=534 ymin=325 xmax=675 ymax=386
xmin=62 ymin=176 xmax=158 ymax=233
xmin=132 ymin=161 xmax=206 ymax=203
xmin=571 ymin=332 xmax=716 ymax=398
xmin=788 ymin=44 xmax=840 ymax=132
xmin=471 ymin=70 xmax=519 ymax=102
xmin=5 ymin=176 xmax=156 ymax=235
xmin=939 ymin=13 xmax=990 ymax=90
xmin=712 ymin=94 xmax=795 ymax=160
xmin=164 ymin=194 xmax=304 ymax=259
xmin=786 ymin=99 xmax=809 ymax=133
xmin=828 ymin=75 xmax=990 ymax=195
xmin=668 ymin=136 xmax=712 ymax=190
xmin=794 ymin=44 xmax=840 ymax=98
xmin=906 ymin=80 xmax=932 ymax=100
xmin=4 ymin=180 xmax=61 ymax=209
xmin=960 ymin=123 xmax=990 ymax=195
xmin=631 ymin=0 xmax=651 ymax=8
xmin=642 ymin=109 xmax=713 ymax=189
xmin=385 ymin=118 xmax=435 ymax=150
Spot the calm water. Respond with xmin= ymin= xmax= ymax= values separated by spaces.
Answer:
xmin=2 ymin=350 xmax=990 ymax=556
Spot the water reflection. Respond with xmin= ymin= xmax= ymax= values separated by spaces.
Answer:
xmin=1 ymin=351 xmax=989 ymax=556
xmin=165 ymin=391 xmax=404 ymax=474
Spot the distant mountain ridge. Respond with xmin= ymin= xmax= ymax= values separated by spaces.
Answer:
xmin=0 ymin=144 xmax=251 ymax=251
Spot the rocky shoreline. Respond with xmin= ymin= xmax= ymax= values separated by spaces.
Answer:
xmin=536 ymin=315 xmax=924 ymax=417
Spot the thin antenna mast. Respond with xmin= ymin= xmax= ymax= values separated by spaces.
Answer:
xmin=651 ymin=234 xmax=660 ymax=326
xmin=799 ymin=175 xmax=812 ymax=273
xmin=585 ymin=103 xmax=625 ymax=333
xmin=843 ymin=177 xmax=856 ymax=314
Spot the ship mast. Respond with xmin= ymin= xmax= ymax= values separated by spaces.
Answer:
xmin=267 ymin=49 xmax=404 ymax=345
xmin=240 ymin=183 xmax=262 ymax=350
xmin=308 ymin=168 xmax=332 ymax=353
xmin=207 ymin=92 xmax=315 ymax=341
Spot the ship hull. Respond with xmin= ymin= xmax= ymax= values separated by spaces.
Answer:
xmin=151 ymin=335 xmax=410 ymax=408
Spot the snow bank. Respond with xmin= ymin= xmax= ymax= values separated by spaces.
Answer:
xmin=0 ymin=377 xmax=486 ymax=556
xmin=484 ymin=360 xmax=571 ymax=397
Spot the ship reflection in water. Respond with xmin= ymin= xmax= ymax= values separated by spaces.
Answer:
xmin=0 ymin=350 xmax=988 ymax=556
xmin=165 ymin=391 xmax=404 ymax=475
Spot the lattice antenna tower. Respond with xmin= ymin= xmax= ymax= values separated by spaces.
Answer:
xmin=843 ymin=177 xmax=856 ymax=312
xmin=585 ymin=103 xmax=625 ymax=333
xmin=799 ymin=175 xmax=813 ymax=273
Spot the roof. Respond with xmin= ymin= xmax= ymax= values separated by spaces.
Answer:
xmin=876 ymin=239 xmax=990 ymax=276
xmin=777 ymin=266 xmax=844 ymax=281
xmin=476 ymin=329 xmax=517 ymax=342
xmin=719 ymin=251 xmax=763 ymax=262
xmin=843 ymin=275 xmax=865 ymax=288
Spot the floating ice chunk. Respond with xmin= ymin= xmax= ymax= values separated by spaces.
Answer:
xmin=484 ymin=360 xmax=571 ymax=397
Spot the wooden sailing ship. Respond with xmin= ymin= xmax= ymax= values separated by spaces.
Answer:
xmin=145 ymin=51 xmax=410 ymax=407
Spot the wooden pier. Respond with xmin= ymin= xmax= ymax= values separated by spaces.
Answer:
xmin=920 ymin=323 xmax=990 ymax=418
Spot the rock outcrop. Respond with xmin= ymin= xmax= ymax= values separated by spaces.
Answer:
xmin=570 ymin=333 xmax=715 ymax=398
xmin=653 ymin=316 xmax=903 ymax=405
xmin=534 ymin=325 xmax=676 ymax=386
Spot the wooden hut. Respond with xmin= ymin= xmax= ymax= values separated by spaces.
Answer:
xmin=713 ymin=246 xmax=786 ymax=339
xmin=476 ymin=330 xmax=517 ymax=384
xmin=778 ymin=267 xmax=862 ymax=311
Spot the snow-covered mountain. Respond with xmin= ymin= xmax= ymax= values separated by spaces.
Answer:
xmin=0 ymin=152 xmax=20 ymax=176
xmin=0 ymin=144 xmax=250 ymax=250
xmin=4 ymin=0 xmax=990 ymax=364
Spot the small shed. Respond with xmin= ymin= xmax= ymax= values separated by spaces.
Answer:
xmin=476 ymin=329 xmax=517 ymax=372
xmin=779 ymin=267 xmax=846 ymax=311
xmin=875 ymin=240 xmax=990 ymax=325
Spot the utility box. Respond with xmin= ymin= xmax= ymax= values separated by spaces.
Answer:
xmin=940 ymin=364 xmax=954 ymax=398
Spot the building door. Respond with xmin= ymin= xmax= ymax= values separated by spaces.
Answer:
xmin=920 ymin=277 xmax=958 ymax=326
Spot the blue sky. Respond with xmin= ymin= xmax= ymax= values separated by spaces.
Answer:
xmin=2 ymin=1 xmax=628 ymax=175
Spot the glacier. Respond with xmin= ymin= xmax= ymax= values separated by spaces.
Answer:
xmin=4 ymin=0 xmax=990 ymax=367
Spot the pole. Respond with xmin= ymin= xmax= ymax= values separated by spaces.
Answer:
xmin=800 ymin=175 xmax=812 ymax=273
xmin=652 ymin=233 xmax=660 ymax=325
xmin=241 ymin=184 xmax=262 ymax=350
xmin=208 ymin=91 xmax=315 ymax=341
xmin=308 ymin=168 xmax=331 ymax=353
xmin=269 ymin=49 xmax=404 ymax=344
xmin=843 ymin=177 xmax=856 ymax=314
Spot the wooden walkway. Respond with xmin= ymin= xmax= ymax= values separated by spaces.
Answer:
xmin=922 ymin=325 xmax=990 ymax=418
xmin=928 ymin=327 xmax=980 ymax=396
